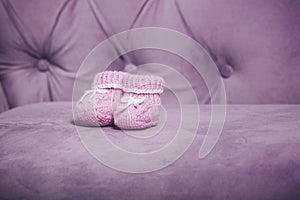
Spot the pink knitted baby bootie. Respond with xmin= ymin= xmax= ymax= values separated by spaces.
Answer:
xmin=114 ymin=74 xmax=164 ymax=129
xmin=75 ymin=71 xmax=124 ymax=126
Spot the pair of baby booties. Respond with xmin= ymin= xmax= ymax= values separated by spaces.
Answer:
xmin=75 ymin=71 xmax=164 ymax=129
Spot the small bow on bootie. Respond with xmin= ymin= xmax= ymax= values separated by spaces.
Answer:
xmin=118 ymin=96 xmax=146 ymax=111
xmin=79 ymin=86 xmax=108 ymax=102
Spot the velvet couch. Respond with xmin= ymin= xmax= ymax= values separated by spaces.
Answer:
xmin=0 ymin=0 xmax=300 ymax=199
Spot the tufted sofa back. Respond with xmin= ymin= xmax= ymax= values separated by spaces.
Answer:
xmin=0 ymin=0 xmax=106 ymax=112
xmin=1 ymin=0 xmax=300 ymax=112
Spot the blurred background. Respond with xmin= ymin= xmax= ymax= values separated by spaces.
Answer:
xmin=0 ymin=0 xmax=300 ymax=113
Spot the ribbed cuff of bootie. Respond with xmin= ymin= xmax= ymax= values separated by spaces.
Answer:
xmin=122 ymin=74 xmax=164 ymax=94
xmin=92 ymin=71 xmax=125 ymax=88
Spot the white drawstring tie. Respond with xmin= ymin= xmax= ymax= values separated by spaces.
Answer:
xmin=79 ymin=86 xmax=108 ymax=102
xmin=118 ymin=96 xmax=145 ymax=111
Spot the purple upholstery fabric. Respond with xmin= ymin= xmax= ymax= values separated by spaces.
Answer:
xmin=1 ymin=1 xmax=300 ymax=199
xmin=1 ymin=0 xmax=300 ymax=112
xmin=0 ymin=83 xmax=8 ymax=112
xmin=0 ymin=102 xmax=299 ymax=199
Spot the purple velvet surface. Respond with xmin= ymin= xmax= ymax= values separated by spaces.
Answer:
xmin=0 ymin=83 xmax=8 ymax=112
xmin=1 ymin=0 xmax=300 ymax=112
xmin=0 ymin=102 xmax=299 ymax=199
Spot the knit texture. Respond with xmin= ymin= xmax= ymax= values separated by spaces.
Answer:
xmin=93 ymin=71 xmax=124 ymax=87
xmin=114 ymin=74 xmax=164 ymax=129
xmin=75 ymin=71 xmax=124 ymax=126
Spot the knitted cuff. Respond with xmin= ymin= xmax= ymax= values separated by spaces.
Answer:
xmin=122 ymin=74 xmax=164 ymax=94
xmin=92 ymin=71 xmax=125 ymax=88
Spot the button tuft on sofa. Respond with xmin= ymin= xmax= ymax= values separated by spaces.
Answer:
xmin=219 ymin=63 xmax=234 ymax=78
xmin=36 ymin=59 xmax=51 ymax=72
